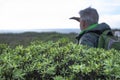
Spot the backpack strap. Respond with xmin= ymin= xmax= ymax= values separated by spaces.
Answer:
xmin=97 ymin=34 xmax=105 ymax=48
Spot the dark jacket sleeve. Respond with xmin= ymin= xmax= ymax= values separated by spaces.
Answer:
xmin=79 ymin=32 xmax=99 ymax=47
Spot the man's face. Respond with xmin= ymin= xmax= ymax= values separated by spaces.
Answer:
xmin=79 ymin=19 xmax=85 ymax=30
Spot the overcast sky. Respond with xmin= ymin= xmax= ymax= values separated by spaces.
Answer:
xmin=0 ymin=0 xmax=120 ymax=30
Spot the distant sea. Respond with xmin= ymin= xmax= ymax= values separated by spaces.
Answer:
xmin=0 ymin=29 xmax=80 ymax=34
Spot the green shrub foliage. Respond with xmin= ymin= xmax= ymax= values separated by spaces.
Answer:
xmin=0 ymin=39 xmax=120 ymax=80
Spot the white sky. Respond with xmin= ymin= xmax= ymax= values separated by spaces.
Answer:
xmin=0 ymin=0 xmax=120 ymax=30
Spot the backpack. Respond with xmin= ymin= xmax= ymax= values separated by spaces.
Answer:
xmin=97 ymin=30 xmax=120 ymax=50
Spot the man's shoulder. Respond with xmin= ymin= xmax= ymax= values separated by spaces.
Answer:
xmin=79 ymin=32 xmax=99 ymax=47
xmin=81 ymin=32 xmax=99 ymax=44
xmin=82 ymin=32 xmax=99 ymax=38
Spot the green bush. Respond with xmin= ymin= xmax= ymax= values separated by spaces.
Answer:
xmin=0 ymin=39 xmax=120 ymax=80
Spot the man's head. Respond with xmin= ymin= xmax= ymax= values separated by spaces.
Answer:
xmin=70 ymin=7 xmax=99 ymax=30
xmin=79 ymin=7 xmax=99 ymax=30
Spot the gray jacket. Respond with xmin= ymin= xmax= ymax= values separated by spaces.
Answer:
xmin=76 ymin=23 xmax=111 ymax=47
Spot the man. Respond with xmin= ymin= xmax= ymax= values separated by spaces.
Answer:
xmin=70 ymin=7 xmax=111 ymax=47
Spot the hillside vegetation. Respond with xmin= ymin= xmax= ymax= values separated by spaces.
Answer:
xmin=0 ymin=32 xmax=77 ymax=47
